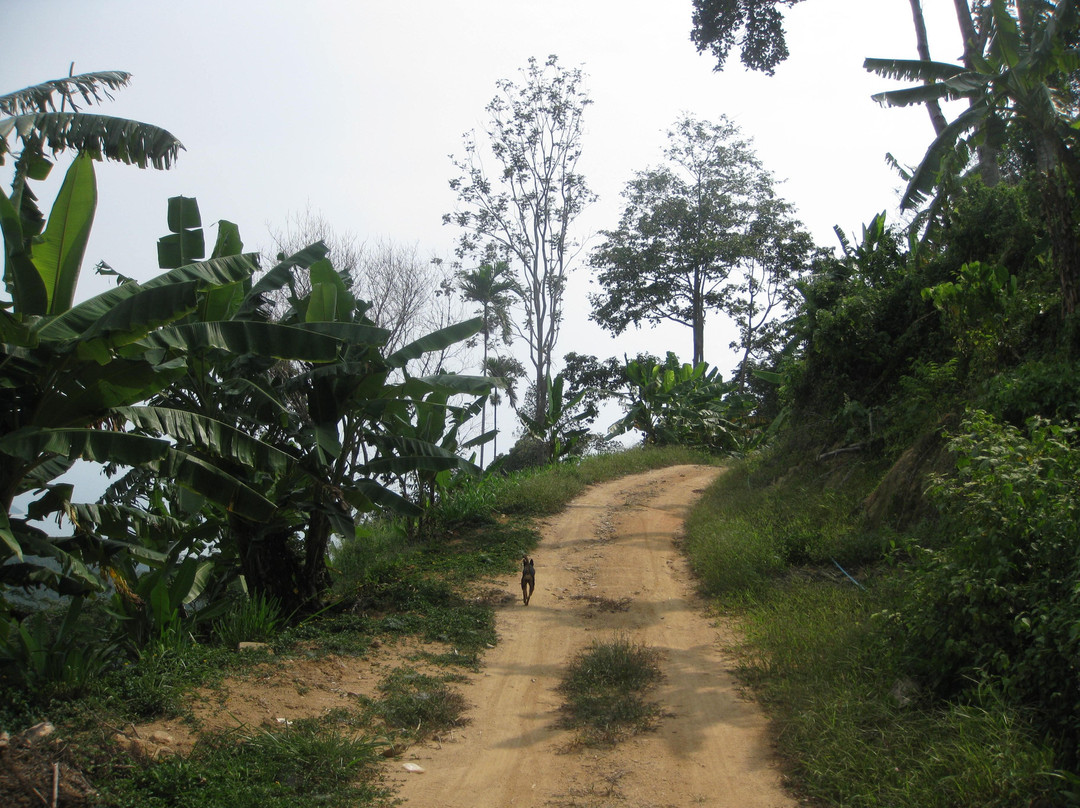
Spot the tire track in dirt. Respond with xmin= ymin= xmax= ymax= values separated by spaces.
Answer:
xmin=387 ymin=464 xmax=795 ymax=808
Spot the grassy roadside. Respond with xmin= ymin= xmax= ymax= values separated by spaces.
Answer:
xmin=1 ymin=446 xmax=707 ymax=808
xmin=683 ymin=458 xmax=1066 ymax=808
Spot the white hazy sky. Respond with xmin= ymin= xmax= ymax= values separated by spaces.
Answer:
xmin=7 ymin=0 xmax=964 ymax=386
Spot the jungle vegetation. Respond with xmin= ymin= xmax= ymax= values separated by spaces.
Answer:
xmin=3 ymin=2 xmax=1080 ymax=804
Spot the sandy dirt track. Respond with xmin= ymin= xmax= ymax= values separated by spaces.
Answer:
xmin=388 ymin=464 xmax=795 ymax=808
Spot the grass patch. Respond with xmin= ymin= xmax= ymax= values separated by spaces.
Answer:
xmin=684 ymin=459 xmax=883 ymax=598
xmin=557 ymin=635 xmax=664 ymax=746
xmin=363 ymin=666 xmax=469 ymax=743
xmin=685 ymin=456 xmax=1067 ymax=807
xmin=95 ymin=713 xmax=388 ymax=808
xmin=733 ymin=580 xmax=1061 ymax=807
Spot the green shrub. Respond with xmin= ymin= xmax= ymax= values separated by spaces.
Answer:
xmin=892 ymin=410 xmax=1080 ymax=765
xmin=211 ymin=593 xmax=283 ymax=648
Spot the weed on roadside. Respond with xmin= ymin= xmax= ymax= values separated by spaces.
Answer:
xmin=362 ymin=666 xmax=469 ymax=744
xmin=96 ymin=712 xmax=389 ymax=808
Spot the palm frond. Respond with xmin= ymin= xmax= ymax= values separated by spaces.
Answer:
xmin=0 ymin=71 xmax=132 ymax=116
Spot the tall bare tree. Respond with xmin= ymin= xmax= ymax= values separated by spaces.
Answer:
xmin=446 ymin=55 xmax=594 ymax=423
xmin=267 ymin=208 xmax=466 ymax=373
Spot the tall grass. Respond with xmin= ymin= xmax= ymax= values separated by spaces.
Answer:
xmin=685 ymin=457 xmax=1065 ymax=807
xmin=684 ymin=461 xmax=882 ymax=598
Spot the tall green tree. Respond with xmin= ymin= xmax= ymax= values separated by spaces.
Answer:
xmin=589 ymin=115 xmax=813 ymax=367
xmin=446 ymin=55 xmax=594 ymax=425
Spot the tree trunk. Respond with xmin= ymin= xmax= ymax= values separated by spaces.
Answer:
xmin=692 ymin=305 xmax=705 ymax=366
xmin=910 ymin=0 xmax=948 ymax=135
xmin=1043 ymin=172 xmax=1080 ymax=316
xmin=953 ymin=0 xmax=1001 ymax=186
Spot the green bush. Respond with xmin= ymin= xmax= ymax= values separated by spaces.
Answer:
xmin=0 ymin=598 xmax=114 ymax=701
xmin=892 ymin=410 xmax=1080 ymax=765
xmin=211 ymin=593 xmax=283 ymax=648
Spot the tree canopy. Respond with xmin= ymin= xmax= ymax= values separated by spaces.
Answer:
xmin=589 ymin=114 xmax=814 ymax=368
xmin=690 ymin=0 xmax=808 ymax=74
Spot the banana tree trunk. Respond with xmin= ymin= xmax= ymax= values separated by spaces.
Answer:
xmin=953 ymin=0 xmax=1001 ymax=186
xmin=909 ymin=0 xmax=948 ymax=136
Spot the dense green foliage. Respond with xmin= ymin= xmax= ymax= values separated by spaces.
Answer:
xmin=893 ymin=412 xmax=1080 ymax=763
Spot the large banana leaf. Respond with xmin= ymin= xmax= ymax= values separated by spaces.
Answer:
xmin=0 ymin=112 xmax=183 ymax=170
xmin=33 ymin=153 xmax=97 ymax=315
xmin=38 ymin=253 xmax=258 ymax=342
xmin=116 ymin=406 xmax=295 ymax=472
xmin=137 ymin=321 xmax=346 ymax=362
xmin=385 ymin=317 xmax=483 ymax=368
xmin=0 ymin=426 xmax=171 ymax=465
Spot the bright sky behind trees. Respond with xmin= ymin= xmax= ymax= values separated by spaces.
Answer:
xmin=7 ymin=0 xmax=964 ymax=376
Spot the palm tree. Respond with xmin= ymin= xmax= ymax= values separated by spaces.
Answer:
xmin=483 ymin=354 xmax=526 ymax=461
xmin=457 ymin=261 xmax=518 ymax=466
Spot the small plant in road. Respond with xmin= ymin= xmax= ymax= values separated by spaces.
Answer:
xmin=557 ymin=635 xmax=664 ymax=746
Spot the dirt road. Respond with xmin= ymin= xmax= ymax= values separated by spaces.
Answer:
xmin=388 ymin=464 xmax=794 ymax=808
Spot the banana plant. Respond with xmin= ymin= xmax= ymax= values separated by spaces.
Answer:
xmin=103 ymin=198 xmax=494 ymax=610
xmin=609 ymin=355 xmax=753 ymax=454
xmin=0 ymin=188 xmax=378 ymax=599
xmin=517 ymin=373 xmax=590 ymax=463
